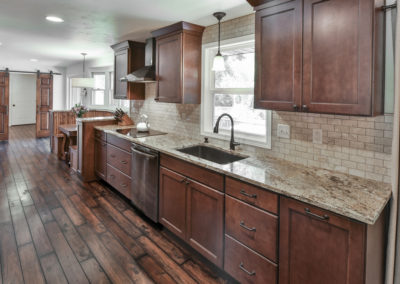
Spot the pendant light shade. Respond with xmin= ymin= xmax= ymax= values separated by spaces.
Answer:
xmin=212 ymin=12 xmax=226 ymax=72
xmin=72 ymin=53 xmax=95 ymax=88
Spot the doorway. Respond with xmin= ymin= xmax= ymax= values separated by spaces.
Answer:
xmin=9 ymin=73 xmax=36 ymax=126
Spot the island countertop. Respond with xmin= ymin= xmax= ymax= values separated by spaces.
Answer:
xmin=95 ymin=125 xmax=392 ymax=225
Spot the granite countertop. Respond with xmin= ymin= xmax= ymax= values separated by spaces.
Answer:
xmin=76 ymin=116 xmax=116 ymax=123
xmin=95 ymin=125 xmax=392 ymax=225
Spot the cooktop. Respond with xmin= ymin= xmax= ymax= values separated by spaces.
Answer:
xmin=116 ymin=128 xmax=167 ymax=138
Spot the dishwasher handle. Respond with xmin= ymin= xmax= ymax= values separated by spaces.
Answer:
xmin=131 ymin=147 xmax=158 ymax=160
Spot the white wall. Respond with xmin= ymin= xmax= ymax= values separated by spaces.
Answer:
xmin=53 ymin=74 xmax=65 ymax=110
xmin=9 ymin=73 xmax=36 ymax=126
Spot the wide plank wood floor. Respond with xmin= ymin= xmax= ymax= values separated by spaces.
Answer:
xmin=0 ymin=125 xmax=235 ymax=284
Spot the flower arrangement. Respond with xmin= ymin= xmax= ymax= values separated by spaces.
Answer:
xmin=71 ymin=103 xmax=88 ymax=118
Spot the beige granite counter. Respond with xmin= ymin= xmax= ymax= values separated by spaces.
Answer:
xmin=95 ymin=125 xmax=392 ymax=225
xmin=76 ymin=116 xmax=116 ymax=123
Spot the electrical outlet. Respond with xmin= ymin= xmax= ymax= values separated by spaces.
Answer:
xmin=277 ymin=124 xmax=290 ymax=139
xmin=313 ymin=129 xmax=323 ymax=144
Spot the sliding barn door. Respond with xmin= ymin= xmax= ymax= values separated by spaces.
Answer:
xmin=0 ymin=71 xmax=9 ymax=141
xmin=36 ymin=72 xmax=53 ymax=138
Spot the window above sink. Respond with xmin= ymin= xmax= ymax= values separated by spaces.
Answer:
xmin=201 ymin=34 xmax=272 ymax=149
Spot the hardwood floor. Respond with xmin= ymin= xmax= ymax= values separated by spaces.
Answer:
xmin=0 ymin=125 xmax=235 ymax=284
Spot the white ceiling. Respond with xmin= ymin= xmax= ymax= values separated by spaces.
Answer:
xmin=0 ymin=0 xmax=253 ymax=70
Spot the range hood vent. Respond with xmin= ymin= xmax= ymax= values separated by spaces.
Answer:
xmin=121 ymin=38 xmax=156 ymax=83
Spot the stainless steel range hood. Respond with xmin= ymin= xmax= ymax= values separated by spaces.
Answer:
xmin=120 ymin=38 xmax=156 ymax=83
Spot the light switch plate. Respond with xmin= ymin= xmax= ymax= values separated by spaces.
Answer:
xmin=277 ymin=124 xmax=290 ymax=139
xmin=313 ymin=129 xmax=323 ymax=144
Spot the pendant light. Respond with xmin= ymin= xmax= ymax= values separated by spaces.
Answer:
xmin=71 ymin=53 xmax=95 ymax=89
xmin=212 ymin=12 xmax=226 ymax=72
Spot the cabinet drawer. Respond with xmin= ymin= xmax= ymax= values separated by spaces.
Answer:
xmin=160 ymin=154 xmax=224 ymax=192
xmin=95 ymin=129 xmax=106 ymax=141
xmin=224 ymin=234 xmax=277 ymax=284
xmin=226 ymin=195 xmax=278 ymax=262
xmin=107 ymin=133 xmax=132 ymax=152
xmin=107 ymin=144 xmax=131 ymax=176
xmin=226 ymin=177 xmax=278 ymax=214
xmin=107 ymin=165 xmax=131 ymax=199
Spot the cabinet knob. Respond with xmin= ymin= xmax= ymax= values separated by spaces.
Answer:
xmin=293 ymin=104 xmax=299 ymax=111
xmin=302 ymin=105 xmax=309 ymax=112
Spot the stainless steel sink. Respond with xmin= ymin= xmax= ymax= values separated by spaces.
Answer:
xmin=176 ymin=145 xmax=247 ymax=165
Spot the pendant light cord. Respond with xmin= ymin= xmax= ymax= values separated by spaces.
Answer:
xmin=218 ymin=19 xmax=221 ymax=55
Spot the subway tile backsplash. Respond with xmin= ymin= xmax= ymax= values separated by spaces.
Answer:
xmin=130 ymin=14 xmax=393 ymax=183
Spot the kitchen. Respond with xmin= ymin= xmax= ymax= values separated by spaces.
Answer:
xmin=0 ymin=0 xmax=399 ymax=283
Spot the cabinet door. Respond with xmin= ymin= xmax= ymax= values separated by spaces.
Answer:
xmin=156 ymin=34 xmax=182 ymax=103
xmin=279 ymin=197 xmax=365 ymax=284
xmin=114 ymin=48 xmax=129 ymax=99
xmin=254 ymin=0 xmax=302 ymax=111
xmin=159 ymin=167 xmax=187 ymax=240
xmin=186 ymin=179 xmax=224 ymax=267
xmin=94 ymin=138 xmax=107 ymax=180
xmin=302 ymin=0 xmax=374 ymax=115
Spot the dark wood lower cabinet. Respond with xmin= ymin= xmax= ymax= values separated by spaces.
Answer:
xmin=224 ymin=234 xmax=277 ymax=284
xmin=279 ymin=197 xmax=369 ymax=284
xmin=187 ymin=180 xmax=224 ymax=267
xmin=159 ymin=165 xmax=224 ymax=268
xmin=94 ymin=138 xmax=107 ymax=180
xmin=159 ymin=167 xmax=187 ymax=240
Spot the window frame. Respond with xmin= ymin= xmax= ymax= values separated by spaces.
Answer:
xmin=91 ymin=72 xmax=106 ymax=106
xmin=201 ymin=34 xmax=272 ymax=149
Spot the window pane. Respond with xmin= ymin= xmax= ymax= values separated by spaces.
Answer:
xmin=214 ymin=50 xmax=254 ymax=88
xmin=213 ymin=93 xmax=266 ymax=136
xmin=93 ymin=90 xmax=105 ymax=105
xmin=94 ymin=74 xmax=105 ymax=89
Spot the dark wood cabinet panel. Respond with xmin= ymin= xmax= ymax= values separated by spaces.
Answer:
xmin=187 ymin=179 xmax=224 ymax=267
xmin=106 ymin=144 xmax=131 ymax=176
xmin=160 ymin=154 xmax=224 ymax=192
xmin=152 ymin=21 xmax=204 ymax=104
xmin=302 ymin=0 xmax=383 ymax=115
xmin=225 ymin=177 xmax=278 ymax=214
xmin=225 ymin=195 xmax=278 ymax=262
xmin=156 ymin=34 xmax=182 ymax=103
xmin=94 ymin=138 xmax=107 ymax=180
xmin=111 ymin=41 xmax=146 ymax=100
xmin=254 ymin=0 xmax=302 ymax=111
xmin=251 ymin=0 xmax=384 ymax=115
xmin=224 ymin=234 xmax=278 ymax=284
xmin=159 ymin=167 xmax=187 ymax=240
xmin=106 ymin=165 xmax=131 ymax=200
xmin=279 ymin=197 xmax=365 ymax=284
xmin=0 ymin=71 xmax=9 ymax=141
xmin=36 ymin=73 xmax=53 ymax=138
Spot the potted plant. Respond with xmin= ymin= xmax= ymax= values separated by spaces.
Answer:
xmin=71 ymin=103 xmax=88 ymax=118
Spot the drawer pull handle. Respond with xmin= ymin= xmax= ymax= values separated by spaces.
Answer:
xmin=239 ymin=262 xmax=256 ymax=276
xmin=110 ymin=154 xmax=116 ymax=158
xmin=305 ymin=208 xmax=329 ymax=221
xmin=121 ymin=160 xmax=127 ymax=164
xmin=102 ymin=143 xmax=107 ymax=146
xmin=240 ymin=221 xmax=256 ymax=232
xmin=110 ymin=174 xmax=115 ymax=179
xmin=240 ymin=190 xmax=257 ymax=199
xmin=180 ymin=178 xmax=187 ymax=183
xmin=121 ymin=183 xmax=127 ymax=188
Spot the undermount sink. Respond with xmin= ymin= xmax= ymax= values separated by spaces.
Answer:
xmin=176 ymin=144 xmax=247 ymax=165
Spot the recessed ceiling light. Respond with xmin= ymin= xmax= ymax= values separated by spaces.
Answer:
xmin=30 ymin=59 xmax=38 ymax=62
xmin=46 ymin=16 xmax=64 ymax=23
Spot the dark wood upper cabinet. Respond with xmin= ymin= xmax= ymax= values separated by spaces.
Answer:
xmin=151 ymin=22 xmax=205 ymax=104
xmin=254 ymin=0 xmax=302 ymax=111
xmin=249 ymin=0 xmax=384 ymax=115
xmin=111 ymin=40 xmax=146 ymax=100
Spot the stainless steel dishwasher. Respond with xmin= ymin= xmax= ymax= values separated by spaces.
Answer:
xmin=131 ymin=143 xmax=159 ymax=223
